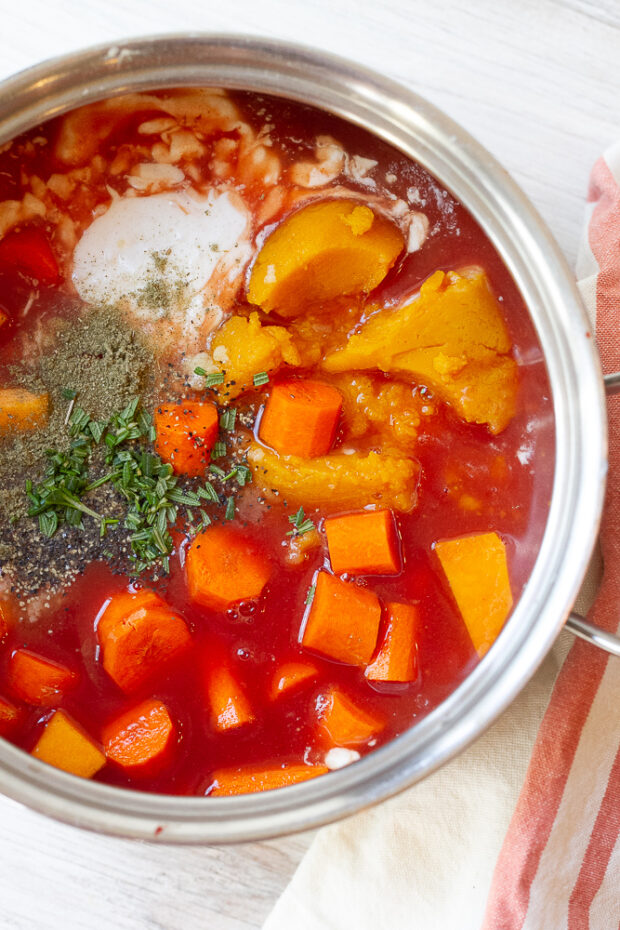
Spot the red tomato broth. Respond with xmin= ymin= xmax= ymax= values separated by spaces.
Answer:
xmin=0 ymin=88 xmax=554 ymax=794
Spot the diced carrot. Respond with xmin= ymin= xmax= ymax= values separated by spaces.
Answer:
xmin=102 ymin=698 xmax=175 ymax=773
xmin=365 ymin=602 xmax=419 ymax=682
xmin=0 ymin=695 xmax=23 ymax=737
xmin=186 ymin=525 xmax=272 ymax=611
xmin=154 ymin=400 xmax=219 ymax=477
xmin=0 ymin=387 xmax=49 ymax=435
xmin=208 ymin=763 xmax=329 ymax=795
xmin=325 ymin=509 xmax=401 ymax=575
xmin=301 ymin=571 xmax=381 ymax=666
xmin=435 ymin=531 xmax=513 ymax=657
xmin=96 ymin=588 xmax=192 ymax=694
xmin=259 ymin=380 xmax=343 ymax=458
xmin=316 ymin=687 xmax=384 ymax=746
xmin=205 ymin=659 xmax=255 ymax=732
xmin=31 ymin=710 xmax=106 ymax=779
xmin=269 ymin=661 xmax=318 ymax=700
xmin=8 ymin=649 xmax=78 ymax=706
xmin=96 ymin=588 xmax=163 ymax=640
xmin=0 ymin=228 xmax=59 ymax=283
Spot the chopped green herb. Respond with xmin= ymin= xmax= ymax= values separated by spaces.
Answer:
xmin=204 ymin=371 xmax=225 ymax=388
xmin=194 ymin=366 xmax=208 ymax=377
xmin=235 ymin=464 xmax=252 ymax=486
xmin=68 ymin=405 xmax=91 ymax=437
xmin=305 ymin=584 xmax=316 ymax=606
xmin=39 ymin=511 xmax=58 ymax=537
xmin=253 ymin=371 xmax=270 ymax=387
xmin=24 ymin=397 xmax=229 ymax=576
xmin=211 ymin=441 xmax=226 ymax=459
xmin=286 ymin=505 xmax=315 ymax=537
xmin=61 ymin=388 xmax=77 ymax=400
xmin=198 ymin=483 xmax=219 ymax=503
xmin=89 ymin=420 xmax=106 ymax=444
xmin=220 ymin=408 xmax=237 ymax=431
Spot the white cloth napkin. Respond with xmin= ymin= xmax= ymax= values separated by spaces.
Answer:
xmin=264 ymin=638 xmax=569 ymax=930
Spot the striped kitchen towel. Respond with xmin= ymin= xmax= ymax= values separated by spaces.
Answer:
xmin=264 ymin=148 xmax=620 ymax=930
xmin=481 ymin=143 xmax=620 ymax=930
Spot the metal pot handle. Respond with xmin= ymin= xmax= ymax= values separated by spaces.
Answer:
xmin=565 ymin=613 xmax=620 ymax=656
xmin=564 ymin=370 xmax=620 ymax=656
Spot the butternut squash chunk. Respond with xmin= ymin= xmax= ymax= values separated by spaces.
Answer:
xmin=0 ymin=387 xmax=49 ymax=434
xmin=248 ymin=200 xmax=404 ymax=317
xmin=322 ymin=269 xmax=518 ymax=434
xmin=435 ymin=531 xmax=513 ymax=657
xmin=334 ymin=373 xmax=434 ymax=448
xmin=247 ymin=441 xmax=419 ymax=513
xmin=32 ymin=710 xmax=106 ymax=779
xmin=209 ymin=312 xmax=301 ymax=401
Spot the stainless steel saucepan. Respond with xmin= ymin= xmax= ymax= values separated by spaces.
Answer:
xmin=0 ymin=34 xmax=617 ymax=843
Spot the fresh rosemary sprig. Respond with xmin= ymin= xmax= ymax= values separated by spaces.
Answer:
xmin=25 ymin=398 xmax=251 ymax=575
xmin=286 ymin=505 xmax=315 ymax=537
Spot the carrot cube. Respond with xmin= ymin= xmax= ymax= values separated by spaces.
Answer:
xmin=435 ymin=531 xmax=513 ymax=657
xmin=96 ymin=588 xmax=192 ymax=694
xmin=186 ymin=525 xmax=271 ymax=611
xmin=269 ymin=661 xmax=318 ymax=700
xmin=301 ymin=571 xmax=381 ymax=666
xmin=0 ymin=387 xmax=49 ymax=435
xmin=259 ymin=379 xmax=343 ymax=458
xmin=32 ymin=710 xmax=106 ymax=779
xmin=8 ymin=649 xmax=78 ymax=706
xmin=102 ymin=698 xmax=175 ymax=773
xmin=316 ymin=687 xmax=384 ymax=746
xmin=365 ymin=602 xmax=419 ymax=682
xmin=154 ymin=400 xmax=219 ymax=476
xmin=325 ymin=509 xmax=401 ymax=575
xmin=0 ymin=695 xmax=23 ymax=737
xmin=205 ymin=662 xmax=255 ymax=732
xmin=208 ymin=763 xmax=328 ymax=795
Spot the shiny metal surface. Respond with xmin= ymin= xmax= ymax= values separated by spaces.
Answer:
xmin=0 ymin=35 xmax=607 ymax=843
xmin=566 ymin=613 xmax=620 ymax=657
xmin=604 ymin=370 xmax=620 ymax=395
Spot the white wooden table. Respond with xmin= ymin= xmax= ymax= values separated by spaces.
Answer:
xmin=0 ymin=1 xmax=619 ymax=926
